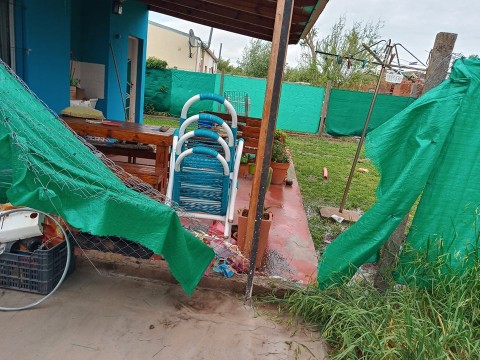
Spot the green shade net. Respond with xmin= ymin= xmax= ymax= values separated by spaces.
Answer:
xmin=0 ymin=62 xmax=214 ymax=295
xmin=325 ymin=89 xmax=415 ymax=136
xmin=317 ymin=58 xmax=479 ymax=287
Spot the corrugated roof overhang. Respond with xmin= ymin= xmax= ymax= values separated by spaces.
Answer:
xmin=145 ymin=0 xmax=329 ymax=44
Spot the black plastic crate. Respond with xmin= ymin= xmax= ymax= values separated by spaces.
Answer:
xmin=0 ymin=239 xmax=74 ymax=295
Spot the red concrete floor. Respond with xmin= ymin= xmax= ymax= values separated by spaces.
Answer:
xmin=107 ymin=154 xmax=317 ymax=284
xmin=233 ymin=164 xmax=318 ymax=284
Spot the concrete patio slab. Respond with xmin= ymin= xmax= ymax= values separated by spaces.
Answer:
xmin=0 ymin=263 xmax=326 ymax=360
xmin=234 ymin=163 xmax=318 ymax=284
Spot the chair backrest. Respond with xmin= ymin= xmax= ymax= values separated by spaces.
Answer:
xmin=177 ymin=114 xmax=235 ymax=169
xmin=172 ymin=147 xmax=231 ymax=215
xmin=168 ymin=93 xmax=243 ymax=222
xmin=180 ymin=93 xmax=238 ymax=129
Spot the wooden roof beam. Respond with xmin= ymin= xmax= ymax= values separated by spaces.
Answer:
xmin=198 ymin=0 xmax=310 ymax=20
xmin=149 ymin=5 xmax=275 ymax=40
xmin=151 ymin=0 xmax=276 ymax=31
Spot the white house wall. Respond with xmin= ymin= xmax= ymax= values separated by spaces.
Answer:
xmin=147 ymin=22 xmax=217 ymax=73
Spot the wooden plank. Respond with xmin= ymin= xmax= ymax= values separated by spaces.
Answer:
xmin=115 ymin=162 xmax=159 ymax=184
xmin=241 ymin=126 xmax=261 ymax=137
xmin=146 ymin=0 xmax=324 ymax=44
xmin=245 ymin=0 xmax=294 ymax=300
xmin=91 ymin=144 xmax=156 ymax=159
xmin=243 ymin=138 xmax=260 ymax=148
xmin=62 ymin=116 xmax=173 ymax=146
xmin=152 ymin=0 xmax=276 ymax=31
xmin=149 ymin=5 xmax=274 ymax=40
xmin=208 ymin=112 xmax=262 ymax=127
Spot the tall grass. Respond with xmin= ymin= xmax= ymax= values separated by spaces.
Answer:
xmin=267 ymin=245 xmax=480 ymax=359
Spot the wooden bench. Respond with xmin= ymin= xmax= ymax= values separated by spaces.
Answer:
xmin=62 ymin=116 xmax=173 ymax=194
xmin=208 ymin=112 xmax=261 ymax=154
xmin=113 ymin=161 xmax=168 ymax=193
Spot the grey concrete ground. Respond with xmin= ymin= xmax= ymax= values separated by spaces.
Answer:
xmin=0 ymin=262 xmax=326 ymax=360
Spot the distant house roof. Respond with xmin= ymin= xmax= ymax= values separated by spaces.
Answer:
xmin=146 ymin=0 xmax=329 ymax=44
xmin=148 ymin=20 xmax=219 ymax=62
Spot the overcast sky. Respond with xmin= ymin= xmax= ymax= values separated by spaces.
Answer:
xmin=149 ymin=0 xmax=479 ymax=67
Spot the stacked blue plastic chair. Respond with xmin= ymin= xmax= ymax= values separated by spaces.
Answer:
xmin=166 ymin=93 xmax=244 ymax=238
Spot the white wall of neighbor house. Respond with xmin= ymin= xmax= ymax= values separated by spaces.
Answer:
xmin=147 ymin=21 xmax=217 ymax=73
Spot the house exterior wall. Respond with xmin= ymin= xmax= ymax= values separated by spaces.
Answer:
xmin=200 ymin=49 xmax=217 ymax=73
xmin=12 ymin=0 xmax=148 ymax=122
xmin=147 ymin=22 xmax=199 ymax=72
xmin=107 ymin=0 xmax=148 ymax=122
xmin=21 ymin=0 xmax=71 ymax=113
xmin=147 ymin=21 xmax=217 ymax=73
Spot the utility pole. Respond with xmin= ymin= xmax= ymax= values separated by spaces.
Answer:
xmin=374 ymin=32 xmax=458 ymax=291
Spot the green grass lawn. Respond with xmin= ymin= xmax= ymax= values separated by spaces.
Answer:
xmin=144 ymin=115 xmax=179 ymax=128
xmin=287 ymin=134 xmax=380 ymax=251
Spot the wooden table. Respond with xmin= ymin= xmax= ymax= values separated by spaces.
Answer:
xmin=62 ymin=116 xmax=174 ymax=193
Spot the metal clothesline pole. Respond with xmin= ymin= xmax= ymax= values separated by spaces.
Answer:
xmin=339 ymin=40 xmax=393 ymax=213
xmin=315 ymin=51 xmax=426 ymax=72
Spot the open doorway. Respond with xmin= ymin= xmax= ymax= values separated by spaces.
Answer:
xmin=126 ymin=36 xmax=139 ymax=123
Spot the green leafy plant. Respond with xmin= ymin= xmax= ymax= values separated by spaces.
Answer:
xmin=274 ymin=129 xmax=287 ymax=143
xmin=146 ymin=57 xmax=168 ymax=70
xmin=144 ymin=102 xmax=156 ymax=115
xmin=271 ymin=139 xmax=289 ymax=163
xmin=70 ymin=77 xmax=80 ymax=87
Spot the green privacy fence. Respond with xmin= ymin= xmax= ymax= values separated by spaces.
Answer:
xmin=325 ymin=89 xmax=416 ymax=136
xmin=214 ymin=75 xmax=325 ymax=133
xmin=144 ymin=69 xmax=216 ymax=117
xmin=144 ymin=69 xmax=324 ymax=134
xmin=144 ymin=69 xmax=415 ymax=135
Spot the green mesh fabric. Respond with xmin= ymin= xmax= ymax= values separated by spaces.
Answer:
xmin=0 ymin=63 xmax=214 ymax=295
xmin=317 ymin=58 xmax=479 ymax=287
xmin=325 ymin=89 xmax=415 ymax=136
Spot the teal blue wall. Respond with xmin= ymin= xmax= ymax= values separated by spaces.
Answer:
xmin=107 ymin=0 xmax=148 ymax=122
xmin=15 ymin=0 xmax=148 ymax=121
xmin=22 ymin=0 xmax=71 ymax=113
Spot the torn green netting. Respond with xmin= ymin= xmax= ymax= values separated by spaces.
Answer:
xmin=318 ymin=58 xmax=479 ymax=287
xmin=0 ymin=62 xmax=214 ymax=296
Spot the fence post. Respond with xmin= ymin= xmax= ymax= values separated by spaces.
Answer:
xmin=317 ymin=81 xmax=331 ymax=136
xmin=217 ymin=70 xmax=225 ymax=112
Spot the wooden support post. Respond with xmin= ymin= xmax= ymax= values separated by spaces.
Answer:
xmin=374 ymin=32 xmax=457 ymax=291
xmin=317 ymin=80 xmax=331 ymax=135
xmin=244 ymin=0 xmax=294 ymax=301
xmin=423 ymin=32 xmax=458 ymax=93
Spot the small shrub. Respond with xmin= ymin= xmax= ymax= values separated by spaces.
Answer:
xmin=146 ymin=57 xmax=168 ymax=70
xmin=144 ymin=102 xmax=156 ymax=115
xmin=271 ymin=140 xmax=289 ymax=163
